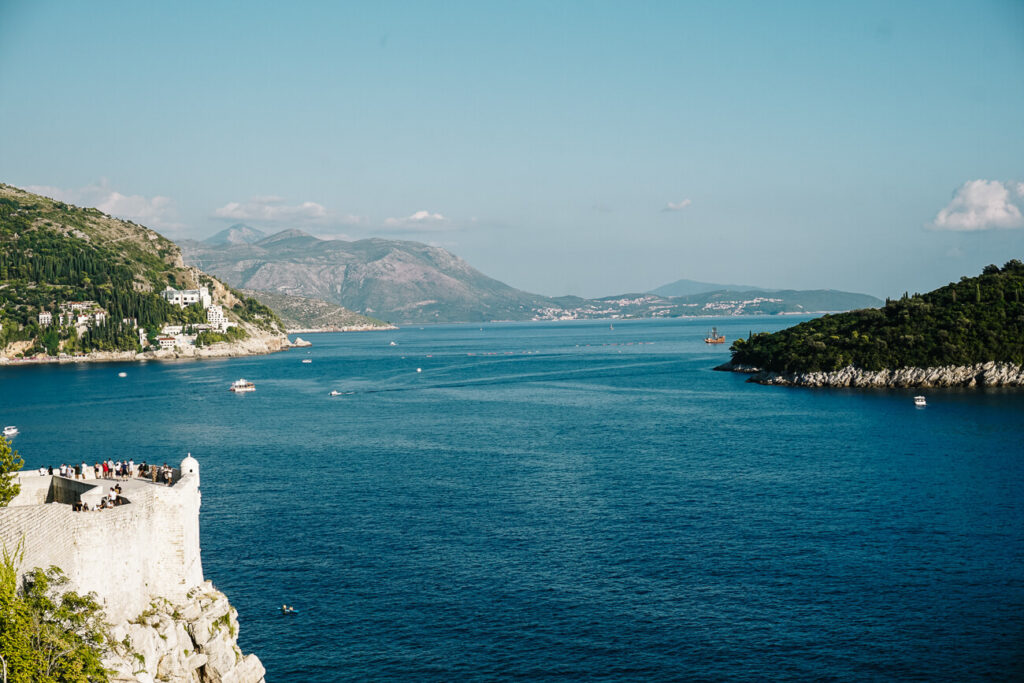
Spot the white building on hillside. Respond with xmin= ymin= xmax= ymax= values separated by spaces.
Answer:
xmin=57 ymin=302 xmax=108 ymax=330
xmin=38 ymin=311 xmax=52 ymax=326
xmin=206 ymin=304 xmax=235 ymax=333
xmin=161 ymin=286 xmax=212 ymax=309
xmin=65 ymin=300 xmax=96 ymax=311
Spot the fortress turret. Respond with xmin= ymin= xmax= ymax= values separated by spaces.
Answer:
xmin=180 ymin=452 xmax=199 ymax=482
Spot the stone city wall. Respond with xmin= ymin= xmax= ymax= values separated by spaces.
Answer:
xmin=0 ymin=470 xmax=203 ymax=623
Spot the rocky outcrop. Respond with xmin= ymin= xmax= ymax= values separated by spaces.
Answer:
xmin=107 ymin=582 xmax=264 ymax=683
xmin=0 ymin=331 xmax=292 ymax=366
xmin=717 ymin=360 xmax=1024 ymax=388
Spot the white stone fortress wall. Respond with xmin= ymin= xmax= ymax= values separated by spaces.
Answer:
xmin=0 ymin=456 xmax=203 ymax=623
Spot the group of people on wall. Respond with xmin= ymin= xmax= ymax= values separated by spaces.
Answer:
xmin=38 ymin=459 xmax=176 ymax=485
xmin=71 ymin=483 xmax=124 ymax=511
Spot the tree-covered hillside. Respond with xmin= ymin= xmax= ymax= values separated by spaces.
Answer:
xmin=0 ymin=184 xmax=283 ymax=356
xmin=729 ymin=261 xmax=1024 ymax=373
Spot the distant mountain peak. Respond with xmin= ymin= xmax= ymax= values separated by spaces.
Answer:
xmin=256 ymin=228 xmax=317 ymax=244
xmin=203 ymin=224 xmax=267 ymax=246
xmin=650 ymin=278 xmax=765 ymax=297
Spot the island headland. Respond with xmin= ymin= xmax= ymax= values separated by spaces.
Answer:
xmin=718 ymin=261 xmax=1024 ymax=388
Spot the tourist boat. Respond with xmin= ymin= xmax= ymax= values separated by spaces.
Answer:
xmin=3 ymin=426 xmax=18 ymax=437
xmin=302 ymin=359 xmax=312 ymax=364
xmin=229 ymin=379 xmax=255 ymax=393
xmin=704 ymin=327 xmax=726 ymax=344
xmin=914 ymin=395 xmax=927 ymax=406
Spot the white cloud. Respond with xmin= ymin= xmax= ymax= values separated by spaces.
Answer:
xmin=662 ymin=199 xmax=692 ymax=212
xmin=382 ymin=210 xmax=453 ymax=231
xmin=931 ymin=180 xmax=1024 ymax=231
xmin=24 ymin=179 xmax=182 ymax=231
xmin=212 ymin=196 xmax=354 ymax=226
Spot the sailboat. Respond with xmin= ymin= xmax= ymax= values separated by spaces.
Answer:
xmin=704 ymin=327 xmax=726 ymax=344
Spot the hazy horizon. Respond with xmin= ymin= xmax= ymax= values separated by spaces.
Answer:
xmin=1 ymin=1 xmax=1022 ymax=299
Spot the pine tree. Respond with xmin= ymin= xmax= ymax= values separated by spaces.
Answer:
xmin=0 ymin=436 xmax=23 ymax=507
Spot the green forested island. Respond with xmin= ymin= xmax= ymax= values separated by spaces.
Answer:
xmin=728 ymin=261 xmax=1024 ymax=374
xmin=0 ymin=184 xmax=283 ymax=358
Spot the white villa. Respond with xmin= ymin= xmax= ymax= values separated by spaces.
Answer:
xmin=161 ymin=286 xmax=212 ymax=309
xmin=38 ymin=310 xmax=52 ymax=326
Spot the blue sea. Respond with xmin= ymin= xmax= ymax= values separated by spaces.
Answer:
xmin=3 ymin=317 xmax=1023 ymax=680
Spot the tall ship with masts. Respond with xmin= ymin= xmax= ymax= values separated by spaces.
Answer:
xmin=704 ymin=327 xmax=726 ymax=344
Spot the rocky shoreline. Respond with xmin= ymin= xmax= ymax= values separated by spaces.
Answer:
xmin=715 ymin=360 xmax=1024 ymax=388
xmin=1 ymin=333 xmax=295 ymax=367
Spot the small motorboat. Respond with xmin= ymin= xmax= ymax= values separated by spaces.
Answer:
xmin=330 ymin=390 xmax=341 ymax=396
xmin=3 ymin=426 xmax=18 ymax=437
xmin=302 ymin=359 xmax=312 ymax=364
xmin=914 ymin=395 xmax=927 ymax=407
xmin=230 ymin=379 xmax=255 ymax=393
xmin=118 ymin=371 xmax=127 ymax=378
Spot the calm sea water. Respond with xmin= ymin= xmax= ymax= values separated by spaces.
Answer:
xmin=3 ymin=317 xmax=1023 ymax=680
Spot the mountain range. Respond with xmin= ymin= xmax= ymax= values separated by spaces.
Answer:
xmin=181 ymin=225 xmax=883 ymax=323
xmin=181 ymin=227 xmax=555 ymax=323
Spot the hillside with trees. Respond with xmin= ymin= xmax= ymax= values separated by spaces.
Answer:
xmin=0 ymin=184 xmax=284 ymax=358
xmin=728 ymin=261 xmax=1024 ymax=374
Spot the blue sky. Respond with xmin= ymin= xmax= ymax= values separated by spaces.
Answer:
xmin=1 ymin=0 xmax=1022 ymax=298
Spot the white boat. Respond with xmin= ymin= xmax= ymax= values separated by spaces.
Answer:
xmin=914 ymin=395 xmax=927 ymax=406
xmin=3 ymin=426 xmax=18 ymax=437
xmin=330 ymin=390 xmax=341 ymax=396
xmin=118 ymin=371 xmax=127 ymax=378
xmin=389 ymin=341 xmax=397 ymax=346
xmin=302 ymin=359 xmax=312 ymax=364
xmin=230 ymin=379 xmax=255 ymax=393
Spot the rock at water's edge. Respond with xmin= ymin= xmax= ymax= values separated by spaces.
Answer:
xmin=723 ymin=361 xmax=1024 ymax=388
xmin=106 ymin=582 xmax=265 ymax=683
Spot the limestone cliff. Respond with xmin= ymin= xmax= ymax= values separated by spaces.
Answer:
xmin=106 ymin=583 xmax=264 ymax=683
